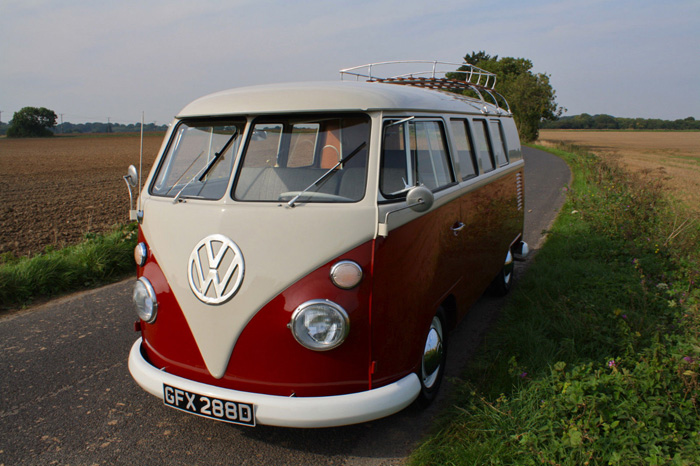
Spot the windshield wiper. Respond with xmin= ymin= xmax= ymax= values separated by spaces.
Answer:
xmin=287 ymin=141 xmax=367 ymax=208
xmin=172 ymin=130 xmax=238 ymax=204
xmin=199 ymin=130 xmax=238 ymax=181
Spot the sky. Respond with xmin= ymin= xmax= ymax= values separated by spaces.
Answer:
xmin=1 ymin=0 xmax=698 ymax=126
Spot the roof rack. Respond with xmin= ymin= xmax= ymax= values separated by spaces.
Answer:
xmin=339 ymin=60 xmax=511 ymax=115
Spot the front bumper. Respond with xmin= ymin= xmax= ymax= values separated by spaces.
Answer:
xmin=128 ymin=338 xmax=421 ymax=428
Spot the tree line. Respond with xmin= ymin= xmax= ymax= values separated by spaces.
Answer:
xmin=54 ymin=121 xmax=169 ymax=134
xmin=541 ymin=113 xmax=699 ymax=130
xmin=0 ymin=107 xmax=167 ymax=137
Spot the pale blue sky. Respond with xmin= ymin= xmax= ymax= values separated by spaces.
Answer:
xmin=1 ymin=0 xmax=698 ymax=125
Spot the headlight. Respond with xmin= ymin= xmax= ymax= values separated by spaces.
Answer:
xmin=134 ymin=242 xmax=148 ymax=267
xmin=289 ymin=300 xmax=349 ymax=351
xmin=133 ymin=277 xmax=158 ymax=323
xmin=330 ymin=260 xmax=363 ymax=289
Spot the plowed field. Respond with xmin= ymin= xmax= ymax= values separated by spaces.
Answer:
xmin=0 ymin=134 xmax=162 ymax=257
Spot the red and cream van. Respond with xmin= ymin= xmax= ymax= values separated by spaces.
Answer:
xmin=126 ymin=61 xmax=528 ymax=427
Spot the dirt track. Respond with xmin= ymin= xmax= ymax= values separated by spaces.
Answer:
xmin=0 ymin=134 xmax=162 ymax=257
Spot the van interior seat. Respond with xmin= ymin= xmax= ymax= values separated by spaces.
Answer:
xmin=336 ymin=168 xmax=365 ymax=199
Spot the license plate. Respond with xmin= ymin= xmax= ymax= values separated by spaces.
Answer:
xmin=163 ymin=384 xmax=256 ymax=427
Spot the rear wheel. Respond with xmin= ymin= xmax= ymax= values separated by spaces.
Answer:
xmin=417 ymin=308 xmax=447 ymax=406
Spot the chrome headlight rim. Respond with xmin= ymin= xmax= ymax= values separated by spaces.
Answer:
xmin=289 ymin=299 xmax=349 ymax=351
xmin=133 ymin=277 xmax=158 ymax=323
xmin=329 ymin=260 xmax=363 ymax=290
xmin=134 ymin=242 xmax=148 ymax=267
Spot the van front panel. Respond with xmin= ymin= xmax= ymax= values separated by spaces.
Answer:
xmin=140 ymin=235 xmax=374 ymax=397
xmin=138 ymin=199 xmax=376 ymax=379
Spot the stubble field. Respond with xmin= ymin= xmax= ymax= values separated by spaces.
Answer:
xmin=537 ymin=130 xmax=700 ymax=210
xmin=0 ymin=134 xmax=162 ymax=257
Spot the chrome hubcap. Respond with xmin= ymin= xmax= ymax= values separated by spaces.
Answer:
xmin=503 ymin=250 xmax=514 ymax=285
xmin=422 ymin=316 xmax=444 ymax=389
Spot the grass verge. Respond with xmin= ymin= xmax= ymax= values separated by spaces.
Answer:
xmin=0 ymin=223 xmax=137 ymax=310
xmin=410 ymin=144 xmax=700 ymax=465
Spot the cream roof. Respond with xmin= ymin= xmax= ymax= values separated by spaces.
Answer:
xmin=177 ymin=81 xmax=500 ymax=118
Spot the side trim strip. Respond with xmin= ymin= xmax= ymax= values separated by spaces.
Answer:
xmin=129 ymin=338 xmax=420 ymax=427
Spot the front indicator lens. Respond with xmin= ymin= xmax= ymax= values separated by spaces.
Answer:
xmin=330 ymin=260 xmax=363 ymax=289
xmin=133 ymin=277 xmax=158 ymax=323
xmin=289 ymin=300 xmax=349 ymax=351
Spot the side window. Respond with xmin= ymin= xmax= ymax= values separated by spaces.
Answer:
xmin=490 ymin=120 xmax=509 ymax=167
xmin=380 ymin=119 xmax=454 ymax=197
xmin=471 ymin=119 xmax=495 ymax=173
xmin=380 ymin=123 xmax=410 ymax=195
xmin=413 ymin=121 xmax=453 ymax=190
xmin=449 ymin=119 xmax=477 ymax=180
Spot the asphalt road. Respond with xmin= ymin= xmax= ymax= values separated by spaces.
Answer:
xmin=0 ymin=146 xmax=570 ymax=466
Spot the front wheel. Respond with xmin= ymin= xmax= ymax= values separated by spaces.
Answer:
xmin=417 ymin=308 xmax=448 ymax=406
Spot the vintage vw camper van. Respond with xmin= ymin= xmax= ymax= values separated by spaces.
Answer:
xmin=126 ymin=61 xmax=528 ymax=427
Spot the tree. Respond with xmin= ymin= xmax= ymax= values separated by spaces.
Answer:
xmin=453 ymin=52 xmax=564 ymax=142
xmin=7 ymin=107 xmax=58 ymax=138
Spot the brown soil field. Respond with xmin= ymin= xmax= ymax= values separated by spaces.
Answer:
xmin=0 ymin=134 xmax=162 ymax=257
xmin=537 ymin=130 xmax=700 ymax=210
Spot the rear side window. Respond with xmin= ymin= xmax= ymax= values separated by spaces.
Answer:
xmin=449 ymin=119 xmax=477 ymax=180
xmin=380 ymin=119 xmax=454 ymax=197
xmin=471 ymin=119 xmax=495 ymax=173
xmin=414 ymin=121 xmax=452 ymax=190
xmin=490 ymin=120 xmax=509 ymax=167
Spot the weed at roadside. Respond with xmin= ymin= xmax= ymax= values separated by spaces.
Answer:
xmin=0 ymin=223 xmax=137 ymax=309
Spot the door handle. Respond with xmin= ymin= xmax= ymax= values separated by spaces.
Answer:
xmin=451 ymin=222 xmax=465 ymax=236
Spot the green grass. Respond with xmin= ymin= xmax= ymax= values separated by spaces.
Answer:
xmin=0 ymin=223 xmax=137 ymax=309
xmin=410 ymin=144 xmax=700 ymax=465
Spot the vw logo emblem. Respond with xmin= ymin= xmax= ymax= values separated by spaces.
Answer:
xmin=187 ymin=234 xmax=245 ymax=305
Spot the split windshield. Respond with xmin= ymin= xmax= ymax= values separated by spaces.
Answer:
xmin=234 ymin=115 xmax=370 ymax=203
xmin=151 ymin=115 xmax=370 ymax=204
xmin=151 ymin=119 xmax=245 ymax=200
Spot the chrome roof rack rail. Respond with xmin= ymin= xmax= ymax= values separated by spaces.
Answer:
xmin=339 ymin=60 xmax=511 ymax=115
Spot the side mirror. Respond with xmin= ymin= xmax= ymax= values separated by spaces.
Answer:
xmin=406 ymin=185 xmax=434 ymax=212
xmin=125 ymin=165 xmax=138 ymax=188
xmin=377 ymin=185 xmax=434 ymax=237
